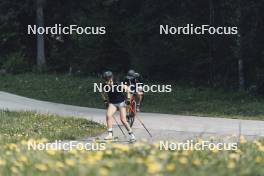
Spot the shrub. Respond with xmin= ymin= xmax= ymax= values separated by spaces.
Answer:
xmin=3 ymin=52 xmax=30 ymax=74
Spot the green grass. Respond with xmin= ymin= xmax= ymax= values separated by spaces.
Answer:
xmin=0 ymin=137 xmax=264 ymax=176
xmin=0 ymin=73 xmax=264 ymax=120
xmin=0 ymin=111 xmax=105 ymax=144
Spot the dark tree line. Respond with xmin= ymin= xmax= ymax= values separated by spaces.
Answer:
xmin=0 ymin=0 xmax=264 ymax=92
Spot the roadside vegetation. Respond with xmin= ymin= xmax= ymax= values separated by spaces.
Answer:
xmin=0 ymin=111 xmax=105 ymax=144
xmin=0 ymin=135 xmax=264 ymax=176
xmin=0 ymin=74 xmax=264 ymax=120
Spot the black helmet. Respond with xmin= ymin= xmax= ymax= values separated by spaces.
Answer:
xmin=127 ymin=69 xmax=135 ymax=77
xmin=127 ymin=69 xmax=135 ymax=79
xmin=134 ymin=72 xmax=140 ymax=78
xmin=103 ymin=71 xmax=113 ymax=80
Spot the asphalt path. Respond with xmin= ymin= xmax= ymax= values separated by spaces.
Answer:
xmin=1 ymin=91 xmax=264 ymax=142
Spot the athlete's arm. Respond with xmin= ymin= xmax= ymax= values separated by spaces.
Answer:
xmin=101 ymin=92 xmax=108 ymax=102
xmin=100 ymin=91 xmax=109 ymax=108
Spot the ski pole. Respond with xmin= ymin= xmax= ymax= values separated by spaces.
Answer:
xmin=113 ymin=115 xmax=126 ymax=137
xmin=135 ymin=114 xmax=152 ymax=137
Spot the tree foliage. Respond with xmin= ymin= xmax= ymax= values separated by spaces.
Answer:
xmin=0 ymin=0 xmax=264 ymax=90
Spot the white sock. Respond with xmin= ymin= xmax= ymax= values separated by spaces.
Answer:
xmin=108 ymin=128 xmax=113 ymax=134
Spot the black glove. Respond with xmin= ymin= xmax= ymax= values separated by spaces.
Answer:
xmin=104 ymin=100 xmax=109 ymax=108
xmin=125 ymin=98 xmax=131 ymax=105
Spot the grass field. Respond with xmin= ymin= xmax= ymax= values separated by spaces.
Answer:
xmin=0 ymin=111 xmax=105 ymax=144
xmin=0 ymin=73 xmax=264 ymax=120
xmin=0 ymin=110 xmax=105 ymax=175
xmin=0 ymin=135 xmax=264 ymax=176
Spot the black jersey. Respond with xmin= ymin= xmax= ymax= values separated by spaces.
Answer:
xmin=103 ymin=82 xmax=125 ymax=104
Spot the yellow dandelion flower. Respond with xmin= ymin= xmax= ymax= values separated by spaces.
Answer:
xmin=20 ymin=140 xmax=28 ymax=146
xmin=152 ymin=142 xmax=160 ymax=149
xmin=55 ymin=161 xmax=64 ymax=169
xmin=239 ymin=136 xmax=247 ymax=144
xmin=105 ymin=150 xmax=112 ymax=156
xmin=179 ymin=157 xmax=188 ymax=165
xmin=166 ymin=163 xmax=175 ymax=172
xmin=26 ymin=138 xmax=35 ymax=146
xmin=8 ymin=143 xmax=18 ymax=151
xmin=253 ymin=140 xmax=262 ymax=147
xmin=192 ymin=159 xmax=201 ymax=166
xmin=146 ymin=155 xmax=156 ymax=163
xmin=0 ymin=159 xmax=6 ymax=166
xmin=146 ymin=161 xmax=161 ymax=174
xmin=255 ymin=156 xmax=262 ymax=163
xmin=227 ymin=161 xmax=236 ymax=169
xmin=258 ymin=146 xmax=264 ymax=153
xmin=35 ymin=164 xmax=48 ymax=171
xmin=229 ymin=153 xmax=240 ymax=161
xmin=211 ymin=148 xmax=219 ymax=154
xmin=93 ymin=151 xmax=103 ymax=161
xmin=136 ymin=158 xmax=144 ymax=164
xmin=65 ymin=159 xmax=75 ymax=167
xmin=11 ymin=166 xmax=18 ymax=174
xmin=99 ymin=168 xmax=109 ymax=176
xmin=85 ymin=151 xmax=103 ymax=164
xmin=19 ymin=155 xmax=28 ymax=164
xmin=150 ymin=150 xmax=156 ymax=155
xmin=5 ymin=151 xmax=12 ymax=155
xmin=112 ymin=144 xmax=129 ymax=152
xmin=133 ymin=142 xmax=145 ymax=148
xmin=158 ymin=152 xmax=167 ymax=160
xmin=85 ymin=157 xmax=96 ymax=165
xmin=235 ymin=149 xmax=243 ymax=154
xmin=46 ymin=149 xmax=56 ymax=156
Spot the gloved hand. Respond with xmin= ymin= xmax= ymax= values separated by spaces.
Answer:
xmin=104 ymin=100 xmax=109 ymax=108
xmin=125 ymin=98 xmax=131 ymax=105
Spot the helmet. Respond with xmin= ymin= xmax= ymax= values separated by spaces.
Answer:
xmin=134 ymin=72 xmax=140 ymax=78
xmin=127 ymin=69 xmax=135 ymax=77
xmin=102 ymin=71 xmax=113 ymax=80
xmin=127 ymin=69 xmax=136 ymax=79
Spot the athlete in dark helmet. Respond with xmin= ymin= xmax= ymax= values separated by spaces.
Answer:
xmin=102 ymin=71 xmax=113 ymax=81
xmin=101 ymin=71 xmax=136 ymax=141
xmin=126 ymin=69 xmax=136 ymax=79
xmin=124 ymin=70 xmax=144 ymax=112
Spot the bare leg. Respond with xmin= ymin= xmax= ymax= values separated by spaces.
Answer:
xmin=119 ymin=106 xmax=132 ymax=131
xmin=106 ymin=104 xmax=117 ymax=129
xmin=104 ymin=104 xmax=117 ymax=140
xmin=136 ymin=91 xmax=143 ymax=111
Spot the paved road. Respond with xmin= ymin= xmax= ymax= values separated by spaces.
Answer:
xmin=0 ymin=91 xmax=264 ymax=142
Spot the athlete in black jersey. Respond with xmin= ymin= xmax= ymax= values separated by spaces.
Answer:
xmin=101 ymin=71 xmax=136 ymax=141
xmin=124 ymin=69 xmax=144 ymax=111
